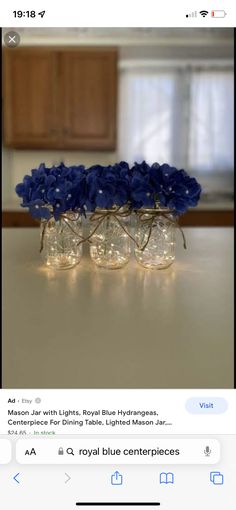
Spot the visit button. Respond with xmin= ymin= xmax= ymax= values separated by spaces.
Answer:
xmin=186 ymin=397 xmax=228 ymax=414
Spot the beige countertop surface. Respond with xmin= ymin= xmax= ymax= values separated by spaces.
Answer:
xmin=2 ymin=227 xmax=234 ymax=389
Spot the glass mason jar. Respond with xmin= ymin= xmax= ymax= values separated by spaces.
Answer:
xmin=89 ymin=207 xmax=131 ymax=269
xmin=134 ymin=208 xmax=176 ymax=269
xmin=40 ymin=212 xmax=82 ymax=269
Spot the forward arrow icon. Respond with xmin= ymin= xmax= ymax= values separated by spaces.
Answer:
xmin=65 ymin=472 xmax=71 ymax=484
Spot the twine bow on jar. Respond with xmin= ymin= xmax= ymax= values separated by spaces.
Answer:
xmin=135 ymin=208 xmax=187 ymax=251
xmin=76 ymin=205 xmax=137 ymax=247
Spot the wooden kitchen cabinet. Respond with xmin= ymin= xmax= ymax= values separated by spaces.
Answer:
xmin=3 ymin=49 xmax=59 ymax=147
xmin=3 ymin=47 xmax=117 ymax=150
xmin=61 ymin=51 xmax=117 ymax=149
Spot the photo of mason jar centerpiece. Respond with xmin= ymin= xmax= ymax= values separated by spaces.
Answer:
xmin=130 ymin=162 xmax=201 ymax=269
xmin=86 ymin=162 xmax=132 ymax=269
xmin=15 ymin=163 xmax=87 ymax=269
xmin=15 ymin=160 xmax=201 ymax=271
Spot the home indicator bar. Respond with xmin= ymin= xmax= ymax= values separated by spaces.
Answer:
xmin=76 ymin=504 xmax=161 ymax=507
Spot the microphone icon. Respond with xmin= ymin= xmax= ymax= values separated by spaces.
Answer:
xmin=204 ymin=446 xmax=211 ymax=457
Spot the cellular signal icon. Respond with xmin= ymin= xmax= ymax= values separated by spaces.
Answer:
xmin=186 ymin=11 xmax=197 ymax=18
xmin=199 ymin=10 xmax=209 ymax=17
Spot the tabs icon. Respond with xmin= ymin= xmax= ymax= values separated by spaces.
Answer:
xmin=210 ymin=472 xmax=224 ymax=485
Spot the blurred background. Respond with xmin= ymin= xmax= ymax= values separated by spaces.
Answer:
xmin=2 ymin=27 xmax=234 ymax=226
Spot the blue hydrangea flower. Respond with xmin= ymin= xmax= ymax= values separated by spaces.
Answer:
xmin=86 ymin=162 xmax=130 ymax=211
xmin=27 ymin=200 xmax=52 ymax=219
xmin=130 ymin=161 xmax=156 ymax=208
xmin=150 ymin=163 xmax=202 ymax=214
xmin=15 ymin=163 xmax=87 ymax=220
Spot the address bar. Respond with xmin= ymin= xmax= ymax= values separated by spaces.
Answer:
xmin=16 ymin=438 xmax=220 ymax=464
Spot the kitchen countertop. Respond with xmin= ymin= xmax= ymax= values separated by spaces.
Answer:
xmin=2 ymin=228 xmax=234 ymax=389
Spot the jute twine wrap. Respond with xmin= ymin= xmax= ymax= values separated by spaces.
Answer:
xmin=39 ymin=206 xmax=186 ymax=253
xmin=76 ymin=206 xmax=136 ymax=247
xmin=134 ymin=208 xmax=187 ymax=251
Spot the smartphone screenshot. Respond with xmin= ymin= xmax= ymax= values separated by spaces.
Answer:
xmin=1 ymin=1 xmax=235 ymax=509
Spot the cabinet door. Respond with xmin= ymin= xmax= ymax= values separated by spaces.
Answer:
xmin=60 ymin=50 xmax=117 ymax=150
xmin=3 ymin=49 xmax=59 ymax=148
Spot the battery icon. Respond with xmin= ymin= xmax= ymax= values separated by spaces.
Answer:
xmin=211 ymin=10 xmax=227 ymax=18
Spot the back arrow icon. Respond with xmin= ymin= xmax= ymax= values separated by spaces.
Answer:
xmin=65 ymin=473 xmax=71 ymax=484
xmin=13 ymin=473 xmax=20 ymax=484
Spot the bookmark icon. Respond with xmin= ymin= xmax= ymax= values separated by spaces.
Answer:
xmin=160 ymin=472 xmax=174 ymax=484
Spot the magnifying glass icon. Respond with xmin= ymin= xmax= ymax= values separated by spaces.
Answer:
xmin=66 ymin=448 xmax=74 ymax=456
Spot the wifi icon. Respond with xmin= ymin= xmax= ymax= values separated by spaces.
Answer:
xmin=200 ymin=10 xmax=209 ymax=17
